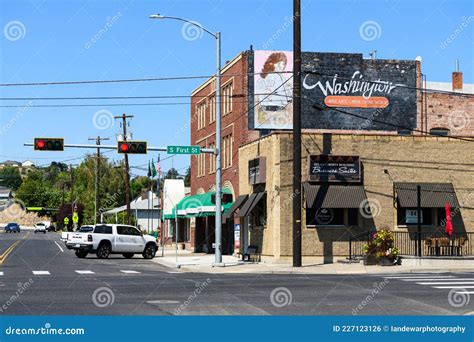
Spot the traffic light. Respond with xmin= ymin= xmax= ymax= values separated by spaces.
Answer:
xmin=117 ymin=141 xmax=147 ymax=154
xmin=211 ymin=193 xmax=233 ymax=204
xmin=34 ymin=138 xmax=64 ymax=151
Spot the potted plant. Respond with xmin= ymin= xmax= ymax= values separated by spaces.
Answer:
xmin=363 ymin=230 xmax=400 ymax=266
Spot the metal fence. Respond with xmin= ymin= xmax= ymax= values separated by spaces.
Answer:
xmin=349 ymin=231 xmax=474 ymax=259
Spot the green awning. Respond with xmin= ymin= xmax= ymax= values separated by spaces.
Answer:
xmin=163 ymin=189 xmax=233 ymax=219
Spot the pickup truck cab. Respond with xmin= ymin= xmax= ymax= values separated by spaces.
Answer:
xmin=65 ymin=224 xmax=158 ymax=259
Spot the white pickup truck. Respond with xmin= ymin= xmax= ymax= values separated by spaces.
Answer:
xmin=65 ymin=224 xmax=158 ymax=259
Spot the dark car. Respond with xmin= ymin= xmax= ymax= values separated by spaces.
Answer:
xmin=5 ymin=223 xmax=20 ymax=233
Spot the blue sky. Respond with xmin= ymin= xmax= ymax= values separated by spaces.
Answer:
xmin=1 ymin=0 xmax=472 ymax=176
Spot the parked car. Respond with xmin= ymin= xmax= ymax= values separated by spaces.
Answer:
xmin=65 ymin=224 xmax=158 ymax=259
xmin=34 ymin=222 xmax=47 ymax=234
xmin=4 ymin=222 xmax=20 ymax=233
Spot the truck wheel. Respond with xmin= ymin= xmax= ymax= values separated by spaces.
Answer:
xmin=122 ymin=253 xmax=134 ymax=259
xmin=75 ymin=250 xmax=88 ymax=258
xmin=96 ymin=242 xmax=111 ymax=259
xmin=142 ymin=244 xmax=157 ymax=259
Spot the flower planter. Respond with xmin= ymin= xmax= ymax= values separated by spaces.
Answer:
xmin=379 ymin=257 xmax=395 ymax=266
xmin=363 ymin=255 xmax=378 ymax=266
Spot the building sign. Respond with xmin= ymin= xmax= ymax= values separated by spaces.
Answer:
xmin=315 ymin=208 xmax=334 ymax=225
xmin=309 ymin=155 xmax=361 ymax=183
xmin=249 ymin=157 xmax=266 ymax=185
xmin=251 ymin=51 xmax=417 ymax=131
xmin=405 ymin=209 xmax=422 ymax=224
xmin=234 ymin=224 xmax=240 ymax=249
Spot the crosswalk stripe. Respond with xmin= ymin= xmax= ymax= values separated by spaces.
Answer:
xmin=401 ymin=278 xmax=470 ymax=282
xmin=384 ymin=276 xmax=455 ymax=279
xmin=75 ymin=270 xmax=95 ymax=275
xmin=0 ymin=272 xmax=3 ymax=276
xmin=32 ymin=271 xmax=50 ymax=275
xmin=454 ymin=291 xmax=474 ymax=294
xmin=433 ymin=286 xmax=474 ymax=289
xmin=417 ymin=281 xmax=474 ymax=285
xmin=120 ymin=270 xmax=141 ymax=274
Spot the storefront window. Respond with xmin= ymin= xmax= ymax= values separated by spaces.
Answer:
xmin=348 ymin=208 xmax=359 ymax=226
xmin=254 ymin=195 xmax=267 ymax=227
xmin=306 ymin=208 xmax=343 ymax=226
xmin=397 ymin=207 xmax=433 ymax=226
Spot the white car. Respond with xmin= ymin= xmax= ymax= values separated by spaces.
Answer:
xmin=34 ymin=222 xmax=47 ymax=234
xmin=65 ymin=224 xmax=158 ymax=259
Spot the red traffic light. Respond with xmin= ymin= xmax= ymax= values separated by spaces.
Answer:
xmin=34 ymin=138 xmax=64 ymax=151
xmin=119 ymin=143 xmax=129 ymax=152
xmin=117 ymin=141 xmax=147 ymax=154
xmin=36 ymin=139 xmax=45 ymax=149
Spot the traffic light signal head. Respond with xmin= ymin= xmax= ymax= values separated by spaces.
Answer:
xmin=211 ymin=193 xmax=233 ymax=204
xmin=34 ymin=138 xmax=64 ymax=151
xmin=117 ymin=141 xmax=147 ymax=154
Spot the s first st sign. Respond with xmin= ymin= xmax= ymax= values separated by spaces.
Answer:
xmin=167 ymin=145 xmax=201 ymax=155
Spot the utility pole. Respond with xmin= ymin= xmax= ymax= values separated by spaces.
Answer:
xmin=292 ymin=0 xmax=302 ymax=267
xmin=88 ymin=136 xmax=109 ymax=224
xmin=114 ymin=113 xmax=134 ymax=225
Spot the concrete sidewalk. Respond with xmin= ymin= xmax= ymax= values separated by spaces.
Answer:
xmin=153 ymin=248 xmax=474 ymax=275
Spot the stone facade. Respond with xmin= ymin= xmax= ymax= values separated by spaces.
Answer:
xmin=239 ymin=132 xmax=474 ymax=262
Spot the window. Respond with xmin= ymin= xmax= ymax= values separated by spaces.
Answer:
xmin=116 ymin=225 xmax=129 ymax=235
xmin=196 ymin=101 xmax=206 ymax=129
xmin=94 ymin=225 xmax=112 ymax=234
xmin=197 ymin=151 xmax=206 ymax=177
xmin=209 ymin=143 xmax=216 ymax=173
xmin=209 ymin=95 xmax=216 ymax=123
xmin=397 ymin=208 xmax=433 ymax=226
xmin=222 ymin=134 xmax=233 ymax=169
xmin=222 ymin=82 xmax=233 ymax=115
xmin=430 ymin=128 xmax=450 ymax=136
xmin=254 ymin=194 xmax=267 ymax=227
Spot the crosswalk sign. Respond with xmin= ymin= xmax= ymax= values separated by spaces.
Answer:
xmin=64 ymin=217 xmax=69 ymax=225
xmin=72 ymin=212 xmax=79 ymax=224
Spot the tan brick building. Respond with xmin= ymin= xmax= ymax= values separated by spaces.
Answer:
xmin=237 ymin=132 xmax=474 ymax=262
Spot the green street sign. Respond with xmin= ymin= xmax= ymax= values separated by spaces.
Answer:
xmin=167 ymin=145 xmax=201 ymax=155
xmin=72 ymin=212 xmax=79 ymax=224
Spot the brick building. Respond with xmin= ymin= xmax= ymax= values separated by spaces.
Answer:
xmin=237 ymin=132 xmax=474 ymax=262
xmin=185 ymin=49 xmax=473 ymax=258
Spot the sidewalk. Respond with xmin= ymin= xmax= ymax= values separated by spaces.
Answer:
xmin=153 ymin=248 xmax=474 ymax=275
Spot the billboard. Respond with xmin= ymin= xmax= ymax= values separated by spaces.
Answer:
xmin=253 ymin=50 xmax=294 ymax=129
xmin=251 ymin=51 xmax=417 ymax=131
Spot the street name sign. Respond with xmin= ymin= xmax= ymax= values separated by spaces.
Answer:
xmin=167 ymin=145 xmax=201 ymax=155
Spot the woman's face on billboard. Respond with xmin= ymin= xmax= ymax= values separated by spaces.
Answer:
xmin=275 ymin=60 xmax=286 ymax=72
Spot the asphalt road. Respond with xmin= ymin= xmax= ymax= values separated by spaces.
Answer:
xmin=0 ymin=231 xmax=473 ymax=315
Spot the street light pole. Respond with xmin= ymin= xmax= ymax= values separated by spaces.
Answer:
xmin=149 ymin=14 xmax=223 ymax=265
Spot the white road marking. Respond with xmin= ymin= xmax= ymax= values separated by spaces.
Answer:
xmin=384 ymin=276 xmax=455 ymax=279
xmin=454 ymin=291 xmax=474 ymax=294
xmin=433 ymin=286 xmax=474 ymax=289
xmin=54 ymin=241 xmax=64 ymax=252
xmin=75 ymin=270 xmax=95 ymax=275
xmin=417 ymin=281 xmax=474 ymax=285
xmin=120 ymin=270 xmax=141 ymax=274
xmin=401 ymin=278 xmax=468 ymax=282
xmin=0 ymin=272 xmax=3 ymax=276
xmin=32 ymin=271 xmax=50 ymax=275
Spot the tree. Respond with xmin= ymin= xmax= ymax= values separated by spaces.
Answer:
xmin=165 ymin=168 xmax=179 ymax=179
xmin=0 ymin=166 xmax=22 ymax=190
xmin=184 ymin=166 xmax=191 ymax=187
xmin=15 ymin=170 xmax=60 ymax=209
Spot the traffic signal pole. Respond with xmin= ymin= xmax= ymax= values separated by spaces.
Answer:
xmin=115 ymin=114 xmax=134 ymax=225
xmin=88 ymin=136 xmax=109 ymax=224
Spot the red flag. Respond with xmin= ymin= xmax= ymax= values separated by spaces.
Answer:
xmin=445 ymin=202 xmax=453 ymax=237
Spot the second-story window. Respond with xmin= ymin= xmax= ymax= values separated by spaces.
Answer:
xmin=222 ymin=82 xmax=233 ymax=116
xmin=209 ymin=143 xmax=216 ymax=174
xmin=222 ymin=134 xmax=233 ymax=169
xmin=197 ymin=151 xmax=206 ymax=177
xmin=209 ymin=95 xmax=216 ymax=123
xmin=197 ymin=101 xmax=206 ymax=129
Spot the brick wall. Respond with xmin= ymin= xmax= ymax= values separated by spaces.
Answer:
xmin=239 ymin=132 xmax=474 ymax=261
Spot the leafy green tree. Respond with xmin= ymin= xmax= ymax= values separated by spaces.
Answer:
xmin=184 ymin=166 xmax=191 ymax=187
xmin=15 ymin=170 xmax=60 ymax=208
xmin=0 ymin=166 xmax=22 ymax=190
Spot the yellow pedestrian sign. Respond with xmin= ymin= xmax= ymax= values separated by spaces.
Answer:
xmin=64 ymin=217 xmax=69 ymax=225
xmin=72 ymin=212 xmax=79 ymax=224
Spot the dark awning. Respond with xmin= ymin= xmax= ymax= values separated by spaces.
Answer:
xmin=222 ymin=195 xmax=248 ymax=221
xmin=238 ymin=192 xmax=266 ymax=217
xmin=303 ymin=183 xmax=367 ymax=208
xmin=394 ymin=182 xmax=459 ymax=208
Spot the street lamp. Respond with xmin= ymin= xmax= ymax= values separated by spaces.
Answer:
xmin=149 ymin=14 xmax=224 ymax=265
